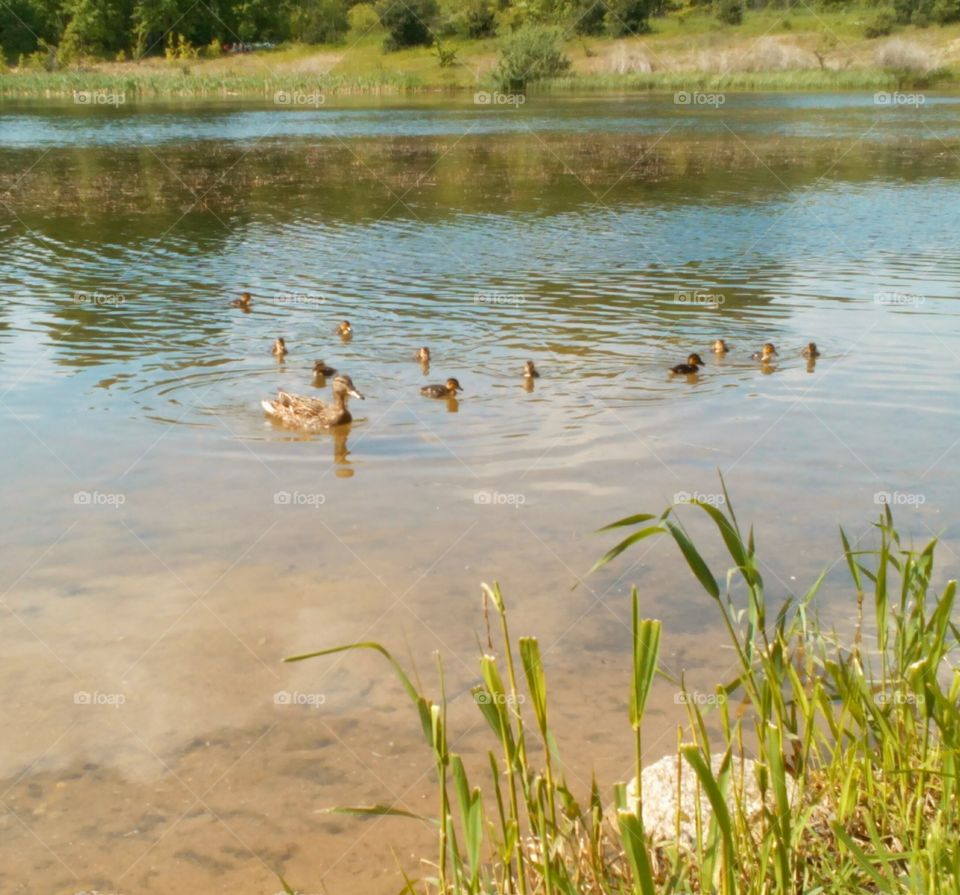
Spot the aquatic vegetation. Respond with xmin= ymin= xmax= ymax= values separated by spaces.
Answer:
xmin=287 ymin=491 xmax=959 ymax=893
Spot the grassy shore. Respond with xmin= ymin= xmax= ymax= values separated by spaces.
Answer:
xmin=286 ymin=494 xmax=960 ymax=894
xmin=2 ymin=9 xmax=959 ymax=98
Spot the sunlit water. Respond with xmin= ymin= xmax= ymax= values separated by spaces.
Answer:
xmin=1 ymin=93 xmax=959 ymax=894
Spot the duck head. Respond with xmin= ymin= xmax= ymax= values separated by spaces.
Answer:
xmin=332 ymin=374 xmax=364 ymax=400
xmin=523 ymin=361 xmax=538 ymax=378
xmin=445 ymin=377 xmax=463 ymax=394
xmin=417 ymin=347 xmax=431 ymax=362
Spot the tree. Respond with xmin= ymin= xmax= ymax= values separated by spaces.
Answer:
xmin=377 ymin=0 xmax=437 ymax=50
xmin=604 ymin=0 xmax=653 ymax=36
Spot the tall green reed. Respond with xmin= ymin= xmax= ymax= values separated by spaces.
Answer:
xmin=285 ymin=490 xmax=958 ymax=893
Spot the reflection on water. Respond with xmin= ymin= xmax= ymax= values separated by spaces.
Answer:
xmin=1 ymin=94 xmax=960 ymax=895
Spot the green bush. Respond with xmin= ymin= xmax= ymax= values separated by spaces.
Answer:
xmin=864 ymin=9 xmax=895 ymax=37
xmin=570 ymin=0 xmax=607 ymax=35
xmin=493 ymin=24 xmax=571 ymax=91
xmin=932 ymin=0 xmax=960 ymax=23
xmin=463 ymin=0 xmax=498 ymax=38
xmin=347 ymin=2 xmax=381 ymax=35
xmin=377 ymin=0 xmax=438 ymax=50
xmin=604 ymin=0 xmax=654 ymax=35
xmin=291 ymin=0 xmax=349 ymax=44
xmin=716 ymin=0 xmax=744 ymax=25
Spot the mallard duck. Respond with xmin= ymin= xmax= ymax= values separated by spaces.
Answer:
xmin=670 ymin=353 xmax=704 ymax=375
xmin=801 ymin=342 xmax=820 ymax=358
xmin=272 ymin=337 xmax=288 ymax=357
xmin=421 ymin=377 xmax=463 ymax=398
xmin=313 ymin=360 xmax=337 ymax=377
xmin=261 ymin=374 xmax=364 ymax=430
xmin=523 ymin=361 xmax=540 ymax=379
xmin=231 ymin=291 xmax=253 ymax=310
xmin=751 ymin=342 xmax=777 ymax=362
xmin=712 ymin=339 xmax=730 ymax=354
xmin=416 ymin=347 xmax=431 ymax=363
xmin=337 ymin=320 xmax=353 ymax=337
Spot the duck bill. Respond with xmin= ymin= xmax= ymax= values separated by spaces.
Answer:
xmin=348 ymin=388 xmax=365 ymax=400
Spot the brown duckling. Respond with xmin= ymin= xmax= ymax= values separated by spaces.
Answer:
xmin=337 ymin=320 xmax=353 ymax=337
xmin=416 ymin=347 xmax=431 ymax=363
xmin=313 ymin=360 xmax=337 ymax=377
xmin=272 ymin=337 xmax=288 ymax=357
xmin=231 ymin=291 xmax=253 ymax=310
xmin=712 ymin=339 xmax=730 ymax=355
xmin=670 ymin=353 xmax=704 ymax=375
xmin=421 ymin=377 xmax=463 ymax=398
xmin=801 ymin=342 xmax=820 ymax=358
xmin=261 ymin=374 xmax=364 ymax=431
xmin=523 ymin=361 xmax=540 ymax=379
xmin=751 ymin=342 xmax=777 ymax=362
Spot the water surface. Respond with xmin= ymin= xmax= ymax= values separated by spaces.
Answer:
xmin=1 ymin=93 xmax=959 ymax=895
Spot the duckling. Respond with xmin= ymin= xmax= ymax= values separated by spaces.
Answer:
xmin=712 ymin=339 xmax=730 ymax=355
xmin=421 ymin=378 xmax=463 ymax=398
xmin=416 ymin=347 xmax=431 ymax=363
xmin=231 ymin=291 xmax=253 ymax=310
xmin=523 ymin=361 xmax=540 ymax=379
xmin=272 ymin=337 xmax=288 ymax=357
xmin=337 ymin=320 xmax=353 ymax=337
xmin=670 ymin=353 xmax=704 ymax=375
xmin=801 ymin=342 xmax=820 ymax=358
xmin=261 ymin=374 xmax=364 ymax=431
xmin=752 ymin=342 xmax=777 ymax=362
xmin=313 ymin=360 xmax=337 ymax=377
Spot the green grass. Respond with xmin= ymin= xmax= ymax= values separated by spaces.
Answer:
xmin=3 ymin=10 xmax=960 ymax=98
xmin=286 ymin=488 xmax=960 ymax=893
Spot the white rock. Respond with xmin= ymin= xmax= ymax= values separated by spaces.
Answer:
xmin=625 ymin=753 xmax=795 ymax=849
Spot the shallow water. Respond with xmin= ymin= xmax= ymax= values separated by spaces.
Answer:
xmin=1 ymin=93 xmax=959 ymax=894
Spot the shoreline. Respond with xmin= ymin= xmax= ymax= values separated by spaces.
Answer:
xmin=3 ymin=13 xmax=960 ymax=100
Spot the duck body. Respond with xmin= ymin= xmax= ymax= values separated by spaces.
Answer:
xmin=523 ymin=361 xmax=540 ymax=379
xmin=421 ymin=377 xmax=463 ymax=398
xmin=670 ymin=353 xmax=704 ymax=375
xmin=712 ymin=339 xmax=730 ymax=355
xmin=272 ymin=338 xmax=288 ymax=357
xmin=751 ymin=342 xmax=777 ymax=362
xmin=262 ymin=374 xmax=364 ymax=431
xmin=231 ymin=291 xmax=253 ymax=310
xmin=337 ymin=320 xmax=353 ymax=337
xmin=416 ymin=347 xmax=431 ymax=363
xmin=313 ymin=360 xmax=337 ymax=377
xmin=802 ymin=342 xmax=820 ymax=358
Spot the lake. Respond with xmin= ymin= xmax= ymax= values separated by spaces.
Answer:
xmin=1 ymin=92 xmax=958 ymax=894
